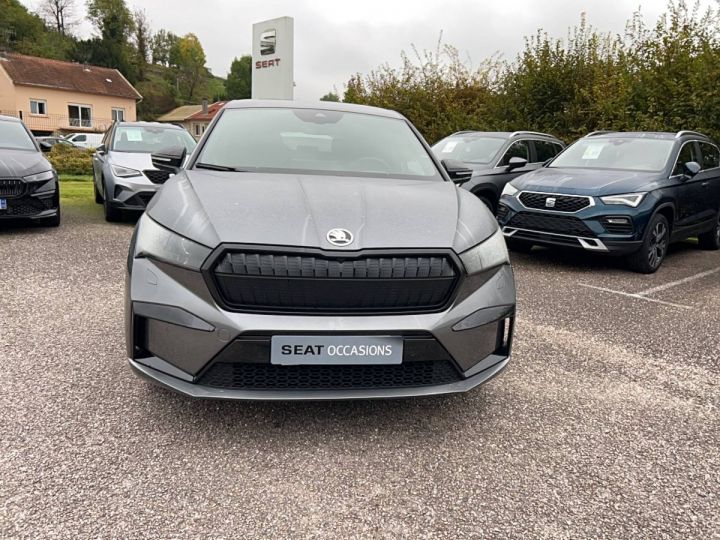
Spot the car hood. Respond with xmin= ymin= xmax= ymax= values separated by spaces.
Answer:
xmin=107 ymin=151 xmax=154 ymax=170
xmin=511 ymin=167 xmax=662 ymax=196
xmin=0 ymin=149 xmax=51 ymax=177
xmin=147 ymin=171 xmax=498 ymax=252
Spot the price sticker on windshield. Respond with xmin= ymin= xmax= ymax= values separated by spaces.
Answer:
xmin=582 ymin=144 xmax=603 ymax=160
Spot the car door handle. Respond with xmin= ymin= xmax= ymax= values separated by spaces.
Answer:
xmin=701 ymin=181 xmax=710 ymax=187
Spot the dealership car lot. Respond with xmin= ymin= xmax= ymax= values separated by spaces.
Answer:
xmin=1 ymin=203 xmax=718 ymax=538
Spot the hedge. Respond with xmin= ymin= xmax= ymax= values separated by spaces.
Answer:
xmin=47 ymin=144 xmax=94 ymax=176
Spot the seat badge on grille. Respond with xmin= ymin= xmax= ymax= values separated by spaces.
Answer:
xmin=327 ymin=228 xmax=354 ymax=247
xmin=545 ymin=197 xmax=556 ymax=208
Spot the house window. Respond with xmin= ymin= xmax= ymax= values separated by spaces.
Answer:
xmin=68 ymin=104 xmax=92 ymax=128
xmin=30 ymin=99 xmax=47 ymax=115
xmin=111 ymin=108 xmax=125 ymax=122
xmin=194 ymin=124 xmax=201 ymax=136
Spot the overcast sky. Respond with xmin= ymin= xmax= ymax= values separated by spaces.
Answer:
xmin=21 ymin=0 xmax=713 ymax=100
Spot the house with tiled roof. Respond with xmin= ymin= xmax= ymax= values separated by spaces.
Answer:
xmin=0 ymin=52 xmax=142 ymax=135
xmin=157 ymin=100 xmax=227 ymax=139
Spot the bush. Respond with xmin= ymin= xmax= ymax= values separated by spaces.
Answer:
xmin=47 ymin=144 xmax=94 ymax=176
xmin=344 ymin=2 xmax=720 ymax=144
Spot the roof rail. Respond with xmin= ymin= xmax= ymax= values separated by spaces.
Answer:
xmin=675 ymin=130 xmax=708 ymax=139
xmin=585 ymin=130 xmax=615 ymax=137
xmin=509 ymin=131 xmax=556 ymax=138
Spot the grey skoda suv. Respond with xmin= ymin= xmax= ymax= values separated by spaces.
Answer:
xmin=126 ymin=101 xmax=516 ymax=400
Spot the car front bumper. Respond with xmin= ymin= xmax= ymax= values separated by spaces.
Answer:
xmin=497 ymin=193 xmax=652 ymax=254
xmin=105 ymin=173 xmax=161 ymax=211
xmin=125 ymin=255 xmax=516 ymax=400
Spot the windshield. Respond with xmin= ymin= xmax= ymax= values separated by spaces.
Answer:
xmin=550 ymin=138 xmax=674 ymax=172
xmin=112 ymin=125 xmax=196 ymax=154
xmin=0 ymin=121 xmax=36 ymax=151
xmin=432 ymin=135 xmax=506 ymax=164
xmin=194 ymin=108 xmax=441 ymax=180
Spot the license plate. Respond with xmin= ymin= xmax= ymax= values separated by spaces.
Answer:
xmin=0 ymin=199 xmax=6 ymax=211
xmin=271 ymin=336 xmax=403 ymax=366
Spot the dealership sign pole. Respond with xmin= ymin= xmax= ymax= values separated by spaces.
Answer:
xmin=251 ymin=16 xmax=294 ymax=100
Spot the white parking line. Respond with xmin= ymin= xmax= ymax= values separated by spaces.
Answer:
xmin=578 ymin=284 xmax=691 ymax=309
xmin=635 ymin=267 xmax=720 ymax=297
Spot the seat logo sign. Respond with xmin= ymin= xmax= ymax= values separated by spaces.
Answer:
xmin=327 ymin=228 xmax=353 ymax=247
xmin=545 ymin=197 xmax=557 ymax=208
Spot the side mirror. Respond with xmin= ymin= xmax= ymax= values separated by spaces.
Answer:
xmin=506 ymin=156 xmax=528 ymax=171
xmin=441 ymin=159 xmax=473 ymax=183
xmin=39 ymin=142 xmax=52 ymax=153
xmin=95 ymin=144 xmax=106 ymax=155
xmin=152 ymin=146 xmax=187 ymax=173
xmin=682 ymin=161 xmax=701 ymax=178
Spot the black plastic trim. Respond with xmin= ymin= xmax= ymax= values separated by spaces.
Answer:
xmin=200 ymin=244 xmax=465 ymax=316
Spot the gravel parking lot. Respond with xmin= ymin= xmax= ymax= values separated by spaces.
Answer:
xmin=1 ymin=198 xmax=718 ymax=539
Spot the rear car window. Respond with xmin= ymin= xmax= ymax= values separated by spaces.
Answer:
xmin=700 ymin=142 xmax=720 ymax=170
xmin=534 ymin=140 xmax=563 ymax=162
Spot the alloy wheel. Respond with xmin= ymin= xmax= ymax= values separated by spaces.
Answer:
xmin=647 ymin=220 xmax=668 ymax=269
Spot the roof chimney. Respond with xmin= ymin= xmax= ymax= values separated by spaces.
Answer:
xmin=202 ymin=99 xmax=208 ymax=114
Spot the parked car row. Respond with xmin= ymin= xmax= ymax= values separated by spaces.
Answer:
xmin=439 ymin=129 xmax=720 ymax=272
xmin=0 ymin=116 xmax=198 ymax=227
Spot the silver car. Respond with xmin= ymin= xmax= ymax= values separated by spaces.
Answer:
xmin=93 ymin=122 xmax=197 ymax=221
xmin=126 ymin=101 xmax=516 ymax=400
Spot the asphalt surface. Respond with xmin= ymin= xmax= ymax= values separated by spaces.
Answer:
xmin=1 ymin=201 xmax=718 ymax=539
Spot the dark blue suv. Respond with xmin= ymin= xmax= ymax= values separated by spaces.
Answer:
xmin=497 ymin=131 xmax=720 ymax=273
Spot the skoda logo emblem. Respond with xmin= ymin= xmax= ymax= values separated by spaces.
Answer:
xmin=327 ymin=228 xmax=353 ymax=247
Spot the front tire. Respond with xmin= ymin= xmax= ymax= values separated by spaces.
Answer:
xmin=626 ymin=213 xmax=669 ymax=273
xmin=103 ymin=182 xmax=122 ymax=222
xmin=697 ymin=213 xmax=720 ymax=250
xmin=94 ymin=177 xmax=103 ymax=204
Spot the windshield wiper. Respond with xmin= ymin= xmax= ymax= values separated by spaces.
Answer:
xmin=194 ymin=162 xmax=244 ymax=172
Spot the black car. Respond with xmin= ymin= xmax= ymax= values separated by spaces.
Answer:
xmin=432 ymin=131 xmax=565 ymax=211
xmin=36 ymin=136 xmax=78 ymax=153
xmin=0 ymin=115 xmax=60 ymax=227
xmin=497 ymin=131 xmax=720 ymax=273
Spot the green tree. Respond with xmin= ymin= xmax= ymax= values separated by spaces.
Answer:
xmin=132 ymin=8 xmax=150 ymax=79
xmin=172 ymin=33 xmax=208 ymax=102
xmin=85 ymin=0 xmax=137 ymax=80
xmin=151 ymin=29 xmax=178 ymax=66
xmin=320 ymin=91 xmax=340 ymax=102
xmin=225 ymin=55 xmax=252 ymax=99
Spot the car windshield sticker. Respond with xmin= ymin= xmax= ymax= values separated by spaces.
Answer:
xmin=125 ymin=130 xmax=144 ymax=142
xmin=582 ymin=144 xmax=604 ymax=160
xmin=442 ymin=141 xmax=458 ymax=153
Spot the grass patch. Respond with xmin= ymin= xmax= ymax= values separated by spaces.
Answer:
xmin=59 ymin=174 xmax=93 ymax=182
xmin=60 ymin=181 xmax=95 ymax=208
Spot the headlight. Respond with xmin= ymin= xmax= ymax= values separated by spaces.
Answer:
xmin=111 ymin=164 xmax=142 ymax=178
xmin=134 ymin=213 xmax=211 ymax=270
xmin=501 ymin=183 xmax=518 ymax=197
xmin=23 ymin=170 xmax=55 ymax=182
xmin=600 ymin=193 xmax=646 ymax=207
xmin=460 ymin=228 xmax=509 ymax=274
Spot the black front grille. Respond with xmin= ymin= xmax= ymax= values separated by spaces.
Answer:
xmin=197 ymin=360 xmax=461 ymax=390
xmin=508 ymin=212 xmax=595 ymax=237
xmin=519 ymin=192 xmax=591 ymax=212
xmin=143 ymin=169 xmax=171 ymax=184
xmin=0 ymin=179 xmax=25 ymax=198
xmin=1 ymin=196 xmax=54 ymax=216
xmin=211 ymin=251 xmax=459 ymax=314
